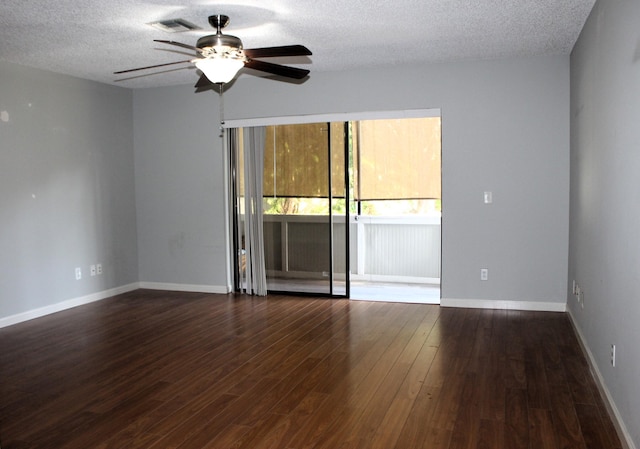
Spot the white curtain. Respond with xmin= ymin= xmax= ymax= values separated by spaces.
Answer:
xmin=241 ymin=127 xmax=268 ymax=296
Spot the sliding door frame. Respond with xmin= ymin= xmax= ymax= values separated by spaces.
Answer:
xmin=223 ymin=108 xmax=440 ymax=297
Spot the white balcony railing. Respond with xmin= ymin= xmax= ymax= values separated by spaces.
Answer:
xmin=262 ymin=214 xmax=441 ymax=284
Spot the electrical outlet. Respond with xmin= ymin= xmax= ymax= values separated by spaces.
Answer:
xmin=96 ymin=263 xmax=103 ymax=275
xmin=90 ymin=265 xmax=96 ymax=276
xmin=75 ymin=267 xmax=82 ymax=280
xmin=480 ymin=268 xmax=489 ymax=281
xmin=611 ymin=344 xmax=616 ymax=367
xmin=575 ymin=285 xmax=581 ymax=304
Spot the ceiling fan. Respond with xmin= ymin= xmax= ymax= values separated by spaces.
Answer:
xmin=115 ymin=14 xmax=312 ymax=86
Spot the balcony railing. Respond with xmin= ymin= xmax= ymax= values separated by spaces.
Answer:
xmin=262 ymin=214 xmax=441 ymax=284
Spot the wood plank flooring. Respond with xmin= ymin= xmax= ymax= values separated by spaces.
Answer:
xmin=0 ymin=290 xmax=623 ymax=449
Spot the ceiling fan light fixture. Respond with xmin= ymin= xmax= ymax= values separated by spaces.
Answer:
xmin=195 ymin=56 xmax=245 ymax=84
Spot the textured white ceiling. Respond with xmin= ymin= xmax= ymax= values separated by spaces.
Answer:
xmin=0 ymin=0 xmax=596 ymax=89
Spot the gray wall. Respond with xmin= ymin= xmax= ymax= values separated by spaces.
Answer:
xmin=133 ymin=87 xmax=228 ymax=288
xmin=569 ymin=0 xmax=640 ymax=446
xmin=133 ymin=55 xmax=570 ymax=307
xmin=1 ymin=53 xmax=570 ymax=321
xmin=0 ymin=61 xmax=137 ymax=319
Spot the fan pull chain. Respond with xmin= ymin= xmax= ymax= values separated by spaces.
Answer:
xmin=218 ymin=83 xmax=225 ymax=138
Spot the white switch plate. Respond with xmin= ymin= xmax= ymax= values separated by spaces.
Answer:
xmin=480 ymin=268 xmax=489 ymax=281
xmin=75 ymin=267 xmax=82 ymax=280
xmin=484 ymin=191 xmax=493 ymax=204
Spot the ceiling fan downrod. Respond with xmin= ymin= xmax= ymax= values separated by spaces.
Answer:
xmin=208 ymin=14 xmax=230 ymax=32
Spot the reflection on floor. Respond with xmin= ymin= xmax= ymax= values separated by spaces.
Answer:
xmin=266 ymin=278 xmax=440 ymax=304
xmin=350 ymin=281 xmax=440 ymax=304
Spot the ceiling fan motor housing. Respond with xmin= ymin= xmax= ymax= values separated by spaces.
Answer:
xmin=196 ymin=33 xmax=243 ymax=51
xmin=197 ymin=14 xmax=243 ymax=52
xmin=197 ymin=14 xmax=244 ymax=58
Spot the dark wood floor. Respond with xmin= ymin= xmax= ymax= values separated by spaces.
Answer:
xmin=0 ymin=290 xmax=623 ymax=449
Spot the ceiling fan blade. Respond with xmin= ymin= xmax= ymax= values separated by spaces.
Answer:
xmin=154 ymin=39 xmax=204 ymax=54
xmin=244 ymin=45 xmax=312 ymax=59
xmin=245 ymin=59 xmax=310 ymax=79
xmin=114 ymin=59 xmax=193 ymax=75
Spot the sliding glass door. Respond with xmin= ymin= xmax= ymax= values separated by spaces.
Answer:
xmin=229 ymin=112 xmax=442 ymax=302
xmin=231 ymin=122 xmax=349 ymax=297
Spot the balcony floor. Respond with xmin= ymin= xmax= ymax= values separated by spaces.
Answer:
xmin=265 ymin=278 xmax=440 ymax=304
xmin=350 ymin=281 xmax=440 ymax=304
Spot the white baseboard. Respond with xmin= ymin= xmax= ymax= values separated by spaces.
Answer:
xmin=138 ymin=282 xmax=230 ymax=294
xmin=567 ymin=309 xmax=636 ymax=449
xmin=0 ymin=282 xmax=231 ymax=329
xmin=0 ymin=283 xmax=139 ymax=329
xmin=441 ymin=297 xmax=566 ymax=312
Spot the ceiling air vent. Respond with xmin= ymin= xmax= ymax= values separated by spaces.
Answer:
xmin=147 ymin=19 xmax=199 ymax=33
